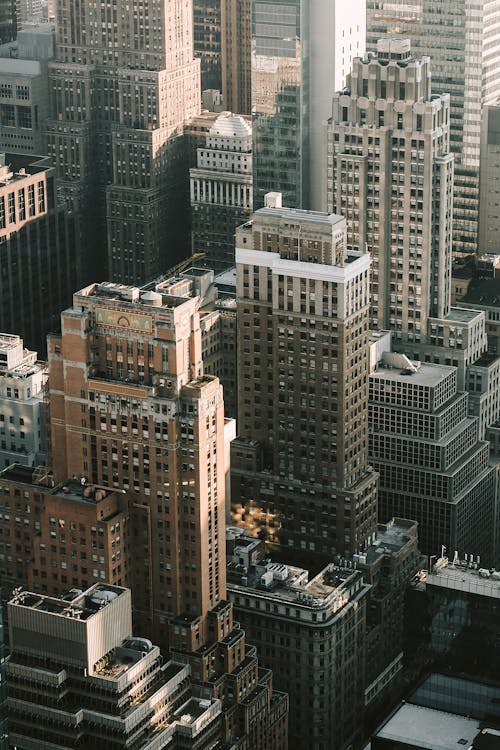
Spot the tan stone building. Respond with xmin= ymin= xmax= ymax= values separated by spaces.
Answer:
xmin=39 ymin=279 xmax=288 ymax=748
xmin=0 ymin=465 xmax=130 ymax=597
xmin=232 ymin=196 xmax=378 ymax=557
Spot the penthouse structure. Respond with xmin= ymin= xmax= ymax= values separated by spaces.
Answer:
xmin=45 ymin=280 xmax=288 ymax=747
xmin=325 ymin=39 xmax=454 ymax=347
xmin=0 ymin=335 xmax=47 ymax=471
xmin=369 ymin=352 xmax=496 ymax=562
xmin=190 ymin=112 xmax=252 ymax=273
xmin=232 ymin=198 xmax=378 ymax=557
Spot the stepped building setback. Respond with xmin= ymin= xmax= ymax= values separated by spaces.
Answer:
xmin=38 ymin=278 xmax=288 ymax=748
xmin=369 ymin=351 xmax=496 ymax=562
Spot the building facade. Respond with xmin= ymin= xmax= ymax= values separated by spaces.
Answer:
xmin=46 ymin=0 xmax=201 ymax=284
xmin=406 ymin=556 xmax=500 ymax=684
xmin=0 ymin=335 xmax=46 ymax=472
xmin=226 ymin=527 xmax=371 ymax=750
xmin=325 ymin=39 xmax=454 ymax=346
xmin=190 ymin=112 xmax=252 ymax=273
xmin=0 ymin=465 xmax=131 ymax=598
xmin=231 ymin=198 xmax=378 ymax=557
xmin=43 ymin=279 xmax=289 ymax=747
xmin=252 ymin=0 xmax=366 ymax=210
xmin=369 ymin=353 xmax=497 ymax=562
xmin=193 ymin=0 xmax=222 ymax=92
xmin=367 ymin=0 xmax=500 ymax=257
xmin=479 ymin=103 xmax=500 ymax=254
xmin=221 ymin=0 xmax=251 ymax=116
xmin=0 ymin=154 xmax=81 ymax=356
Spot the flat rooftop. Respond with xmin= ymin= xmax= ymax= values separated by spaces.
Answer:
xmin=444 ymin=307 xmax=484 ymax=323
xmin=371 ymin=361 xmax=455 ymax=387
xmin=426 ymin=559 xmax=500 ymax=600
xmin=0 ymin=468 xmax=123 ymax=507
xmin=255 ymin=205 xmax=345 ymax=227
xmin=374 ymin=703 xmax=481 ymax=750
xmin=360 ymin=519 xmax=417 ymax=565
xmin=10 ymin=584 xmax=128 ymax=622
xmin=228 ymin=557 xmax=360 ymax=610
xmin=214 ymin=267 xmax=237 ymax=289
xmin=0 ymin=58 xmax=41 ymax=75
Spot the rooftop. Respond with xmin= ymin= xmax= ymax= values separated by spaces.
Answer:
xmin=425 ymin=557 xmax=500 ymax=600
xmin=9 ymin=584 xmax=127 ymax=622
xmin=356 ymin=519 xmax=417 ymax=566
xmin=0 ymin=467 xmax=124 ymax=507
xmin=444 ymin=307 xmax=484 ymax=323
xmin=371 ymin=361 xmax=456 ymax=388
xmin=374 ymin=703 xmax=481 ymax=750
xmin=254 ymin=205 xmax=346 ymax=228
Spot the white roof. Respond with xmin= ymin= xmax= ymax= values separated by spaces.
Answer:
xmin=210 ymin=114 xmax=251 ymax=138
xmin=375 ymin=704 xmax=480 ymax=750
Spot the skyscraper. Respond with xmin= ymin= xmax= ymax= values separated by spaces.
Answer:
xmin=0 ymin=154 xmax=80 ymax=356
xmin=221 ymin=0 xmax=252 ymax=115
xmin=46 ymin=0 xmax=201 ymax=284
xmin=325 ymin=39 xmax=454 ymax=347
xmin=232 ymin=196 xmax=378 ymax=556
xmin=190 ymin=112 xmax=252 ymax=272
xmin=193 ymin=0 xmax=222 ymax=92
xmin=252 ymin=0 xmax=366 ymax=210
xmin=367 ymin=0 xmax=500 ymax=256
xmin=369 ymin=352 xmax=496 ymax=562
xmin=45 ymin=279 xmax=288 ymax=747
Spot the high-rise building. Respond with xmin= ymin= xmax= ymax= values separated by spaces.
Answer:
xmin=406 ymin=555 xmax=500 ymax=685
xmin=479 ymin=103 xmax=500 ymax=254
xmin=193 ymin=0 xmax=222 ymax=92
xmin=6 ymin=584 xmax=226 ymax=749
xmin=226 ymin=519 xmax=421 ymax=748
xmin=232 ymin=197 xmax=378 ymax=557
xmin=0 ymin=596 xmax=5 ymax=750
xmin=45 ymin=279 xmax=289 ymax=748
xmin=367 ymin=0 xmax=500 ymax=257
xmin=369 ymin=352 xmax=497 ymax=562
xmin=48 ymin=281 xmax=226 ymax=646
xmin=190 ymin=112 xmax=252 ymax=273
xmin=0 ymin=154 xmax=81 ymax=356
xmin=325 ymin=39 xmax=454 ymax=346
xmin=46 ymin=0 xmax=201 ymax=284
xmin=252 ymin=0 xmax=366 ymax=210
xmin=225 ymin=526 xmax=371 ymax=750
xmin=366 ymin=0 xmax=421 ymax=49
xmin=0 ymin=465 xmax=131 ymax=596
xmin=355 ymin=518 xmax=421 ymax=719
xmin=221 ymin=0 xmax=251 ymax=116
xmin=0 ymin=334 xmax=47 ymax=471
